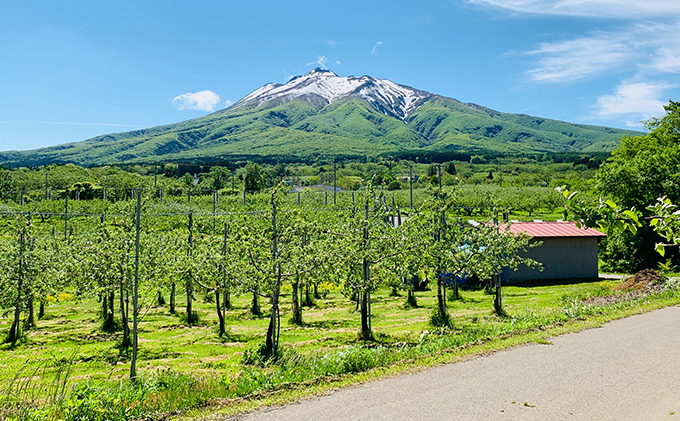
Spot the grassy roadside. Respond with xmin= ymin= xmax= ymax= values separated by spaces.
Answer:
xmin=2 ymin=280 xmax=679 ymax=421
xmin=183 ymin=290 xmax=680 ymax=421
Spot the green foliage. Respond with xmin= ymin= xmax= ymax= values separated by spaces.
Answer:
xmin=244 ymin=163 xmax=265 ymax=191
xmin=589 ymin=100 xmax=680 ymax=270
xmin=209 ymin=166 xmax=231 ymax=190
xmin=648 ymin=196 xmax=680 ymax=256
xmin=429 ymin=305 xmax=452 ymax=328
xmin=0 ymin=96 xmax=638 ymax=167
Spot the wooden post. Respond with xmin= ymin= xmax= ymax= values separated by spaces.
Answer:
xmin=409 ymin=166 xmax=413 ymax=210
xmin=130 ymin=190 xmax=141 ymax=381
xmin=212 ymin=190 xmax=217 ymax=234
xmin=438 ymin=163 xmax=442 ymax=192
xmin=64 ymin=196 xmax=68 ymax=240
xmin=333 ymin=162 xmax=337 ymax=205
xmin=243 ymin=190 xmax=246 ymax=206
xmin=325 ymin=191 xmax=328 ymax=206
xmin=297 ymin=191 xmax=301 ymax=205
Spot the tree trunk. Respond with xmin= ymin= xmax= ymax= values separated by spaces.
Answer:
xmin=170 ymin=282 xmax=176 ymax=313
xmin=406 ymin=288 xmax=417 ymax=307
xmin=314 ymin=282 xmax=320 ymax=299
xmin=304 ymin=282 xmax=312 ymax=307
xmin=38 ymin=300 xmax=45 ymax=319
xmin=215 ymin=289 xmax=225 ymax=336
xmin=494 ymin=274 xmax=504 ymax=316
xmin=157 ymin=290 xmax=165 ymax=306
xmin=101 ymin=293 xmax=108 ymax=321
xmin=251 ymin=288 xmax=260 ymax=315
xmin=437 ymin=275 xmax=446 ymax=316
xmin=291 ymin=274 xmax=302 ymax=325
xmin=107 ymin=290 xmax=115 ymax=330
xmin=265 ymin=261 xmax=282 ymax=359
xmin=8 ymin=304 xmax=21 ymax=344
xmin=360 ymin=257 xmax=373 ymax=341
xmin=120 ymin=282 xmax=130 ymax=346
xmin=223 ymin=287 xmax=231 ymax=310
xmin=25 ymin=295 xmax=36 ymax=330
xmin=186 ymin=277 xmax=194 ymax=324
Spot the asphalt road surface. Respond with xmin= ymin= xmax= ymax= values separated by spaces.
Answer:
xmin=237 ymin=306 xmax=680 ymax=420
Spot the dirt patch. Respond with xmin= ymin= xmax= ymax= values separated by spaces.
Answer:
xmin=584 ymin=270 xmax=668 ymax=306
xmin=613 ymin=269 xmax=667 ymax=291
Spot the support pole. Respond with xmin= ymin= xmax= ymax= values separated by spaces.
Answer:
xmin=130 ymin=190 xmax=141 ymax=381
xmin=409 ymin=166 xmax=413 ymax=210
xmin=64 ymin=196 xmax=68 ymax=240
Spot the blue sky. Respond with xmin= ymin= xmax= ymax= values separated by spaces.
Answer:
xmin=1 ymin=0 xmax=679 ymax=151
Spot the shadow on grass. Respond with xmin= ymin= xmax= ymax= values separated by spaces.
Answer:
xmin=295 ymin=319 xmax=351 ymax=330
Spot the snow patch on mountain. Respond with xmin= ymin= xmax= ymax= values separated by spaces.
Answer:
xmin=230 ymin=68 xmax=432 ymax=119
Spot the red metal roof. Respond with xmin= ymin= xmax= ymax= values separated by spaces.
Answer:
xmin=501 ymin=221 xmax=606 ymax=238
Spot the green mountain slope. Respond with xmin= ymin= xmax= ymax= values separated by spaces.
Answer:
xmin=0 ymin=90 xmax=641 ymax=167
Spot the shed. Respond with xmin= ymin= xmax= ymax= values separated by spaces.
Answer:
xmin=502 ymin=221 xmax=606 ymax=284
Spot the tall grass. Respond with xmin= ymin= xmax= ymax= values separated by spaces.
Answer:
xmin=4 ymin=284 xmax=679 ymax=420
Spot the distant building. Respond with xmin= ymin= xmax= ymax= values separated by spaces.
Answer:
xmin=502 ymin=221 xmax=606 ymax=283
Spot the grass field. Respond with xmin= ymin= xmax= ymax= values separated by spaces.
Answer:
xmin=2 ymin=279 xmax=679 ymax=420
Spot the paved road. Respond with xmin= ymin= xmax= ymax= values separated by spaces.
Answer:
xmin=237 ymin=306 xmax=680 ymax=420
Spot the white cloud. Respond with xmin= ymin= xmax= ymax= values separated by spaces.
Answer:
xmin=524 ymin=22 xmax=680 ymax=83
xmin=464 ymin=0 xmax=680 ymax=19
xmin=594 ymin=79 xmax=674 ymax=119
xmin=172 ymin=90 xmax=221 ymax=112
xmin=305 ymin=55 xmax=328 ymax=68
xmin=371 ymin=41 xmax=383 ymax=55
xmin=334 ymin=60 xmax=342 ymax=65
xmin=525 ymin=32 xmax=632 ymax=83
xmin=647 ymin=46 xmax=680 ymax=74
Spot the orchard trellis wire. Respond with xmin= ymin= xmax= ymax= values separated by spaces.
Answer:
xmin=0 ymin=184 xmax=541 ymax=382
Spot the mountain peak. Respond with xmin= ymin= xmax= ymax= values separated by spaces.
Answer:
xmin=229 ymin=70 xmax=432 ymax=119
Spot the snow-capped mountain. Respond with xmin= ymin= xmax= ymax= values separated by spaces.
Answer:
xmin=229 ymin=68 xmax=433 ymax=120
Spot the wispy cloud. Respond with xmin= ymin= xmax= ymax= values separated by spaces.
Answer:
xmin=172 ymin=90 xmax=221 ymax=112
xmin=371 ymin=41 xmax=384 ymax=55
xmin=524 ymin=23 xmax=680 ymax=83
xmin=324 ymin=39 xmax=340 ymax=46
xmin=464 ymin=0 xmax=680 ymax=19
xmin=594 ymin=79 xmax=675 ymax=120
xmin=524 ymin=31 xmax=634 ymax=83
xmin=0 ymin=121 xmax=141 ymax=127
xmin=305 ymin=55 xmax=328 ymax=68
